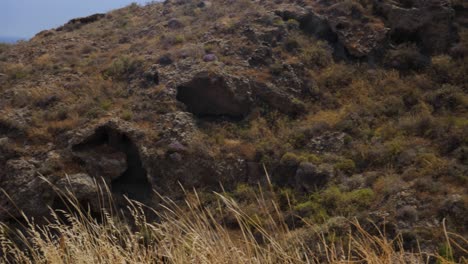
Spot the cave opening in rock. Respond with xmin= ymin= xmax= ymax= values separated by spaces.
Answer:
xmin=176 ymin=73 xmax=250 ymax=120
xmin=72 ymin=126 xmax=151 ymax=202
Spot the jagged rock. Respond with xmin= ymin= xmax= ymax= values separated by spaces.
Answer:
xmin=55 ymin=173 xmax=100 ymax=211
xmin=307 ymin=132 xmax=347 ymax=153
xmin=176 ymin=71 xmax=252 ymax=118
xmin=158 ymin=54 xmax=173 ymax=65
xmin=57 ymin=13 xmax=105 ymax=32
xmin=295 ymin=162 xmax=334 ymax=192
xmin=0 ymin=110 xmax=28 ymax=138
xmin=197 ymin=1 xmax=212 ymax=8
xmin=277 ymin=3 xmax=388 ymax=58
xmin=167 ymin=18 xmax=184 ymax=29
xmin=316 ymin=2 xmax=387 ymax=58
xmin=151 ymin=143 xmax=247 ymax=193
xmin=69 ymin=13 xmax=105 ymax=24
xmin=299 ymin=10 xmax=335 ymax=41
xmin=38 ymin=151 xmax=64 ymax=176
xmin=274 ymin=4 xmax=309 ymax=22
xmin=143 ymin=64 xmax=159 ymax=86
xmin=257 ymin=26 xmax=287 ymax=47
xmin=375 ymin=0 xmax=458 ymax=54
xmin=339 ymin=173 xmax=366 ymax=191
xmin=158 ymin=112 xmax=199 ymax=144
xmin=248 ymin=46 xmax=273 ymax=66
xmin=203 ymin=53 xmax=217 ymax=62
xmin=167 ymin=141 xmax=187 ymax=153
xmin=0 ymin=159 xmax=55 ymax=220
xmin=438 ymin=194 xmax=467 ymax=229
xmin=251 ymin=81 xmax=305 ymax=116
xmin=274 ymin=63 xmax=306 ymax=95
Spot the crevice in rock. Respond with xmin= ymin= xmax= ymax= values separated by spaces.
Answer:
xmin=389 ymin=28 xmax=421 ymax=46
xmin=72 ymin=126 xmax=151 ymax=202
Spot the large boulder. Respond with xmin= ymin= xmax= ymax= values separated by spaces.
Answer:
xmin=307 ymin=132 xmax=347 ymax=153
xmin=375 ymin=0 xmax=458 ymax=54
xmin=176 ymin=71 xmax=253 ymax=118
xmin=276 ymin=3 xmax=388 ymax=58
xmin=157 ymin=111 xmax=199 ymax=145
xmin=0 ymin=159 xmax=54 ymax=220
xmin=323 ymin=2 xmax=389 ymax=58
xmin=55 ymin=173 xmax=101 ymax=212
xmin=73 ymin=144 xmax=127 ymax=182
xmin=295 ymin=162 xmax=334 ymax=192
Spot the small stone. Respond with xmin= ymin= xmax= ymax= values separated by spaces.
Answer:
xmin=158 ymin=54 xmax=173 ymax=65
xmin=167 ymin=18 xmax=183 ymax=29
xmin=295 ymin=162 xmax=334 ymax=192
xmin=203 ymin=53 xmax=217 ymax=62
xmin=169 ymin=152 xmax=182 ymax=162
xmin=168 ymin=141 xmax=187 ymax=153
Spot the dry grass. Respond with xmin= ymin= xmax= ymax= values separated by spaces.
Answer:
xmin=1 ymin=177 xmax=466 ymax=264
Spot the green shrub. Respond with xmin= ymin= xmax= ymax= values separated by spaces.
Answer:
xmin=100 ymin=99 xmax=112 ymax=111
xmin=277 ymin=188 xmax=297 ymax=209
xmin=334 ymin=158 xmax=356 ymax=174
xmin=438 ymin=243 xmax=455 ymax=263
xmin=86 ymin=106 xmax=105 ymax=119
xmin=280 ymin=152 xmax=321 ymax=166
xmin=293 ymin=200 xmax=328 ymax=222
xmin=233 ymin=184 xmax=257 ymax=202
xmin=286 ymin=19 xmax=300 ymax=30
xmin=320 ymin=186 xmax=375 ymax=216
xmin=174 ymin=35 xmax=185 ymax=44
xmin=121 ymin=110 xmax=133 ymax=121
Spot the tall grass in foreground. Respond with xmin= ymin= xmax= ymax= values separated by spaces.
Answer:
xmin=0 ymin=178 xmax=466 ymax=263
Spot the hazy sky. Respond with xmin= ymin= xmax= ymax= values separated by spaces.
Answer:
xmin=0 ymin=0 xmax=151 ymax=38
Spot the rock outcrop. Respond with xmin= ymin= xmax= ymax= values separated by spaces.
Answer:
xmin=70 ymin=120 xmax=152 ymax=202
xmin=276 ymin=0 xmax=458 ymax=58
xmin=375 ymin=0 xmax=458 ymax=54
xmin=176 ymin=71 xmax=252 ymax=118
xmin=0 ymin=159 xmax=54 ymax=220
xmin=57 ymin=13 xmax=106 ymax=32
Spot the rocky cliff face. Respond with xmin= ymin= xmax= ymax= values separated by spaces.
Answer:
xmin=0 ymin=0 xmax=466 ymax=254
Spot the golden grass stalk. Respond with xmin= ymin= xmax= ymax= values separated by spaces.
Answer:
xmin=0 ymin=177 xmax=465 ymax=264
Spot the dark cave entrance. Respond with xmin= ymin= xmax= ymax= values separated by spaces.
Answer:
xmin=176 ymin=74 xmax=251 ymax=120
xmin=72 ymin=126 xmax=152 ymax=202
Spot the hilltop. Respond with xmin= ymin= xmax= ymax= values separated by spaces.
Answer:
xmin=0 ymin=0 xmax=467 ymax=262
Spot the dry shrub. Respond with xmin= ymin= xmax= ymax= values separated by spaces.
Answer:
xmin=0 ymin=179 xmax=466 ymax=264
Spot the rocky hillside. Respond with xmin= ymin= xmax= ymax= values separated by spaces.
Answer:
xmin=0 ymin=0 xmax=467 ymax=259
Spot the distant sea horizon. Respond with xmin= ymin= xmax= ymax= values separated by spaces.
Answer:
xmin=0 ymin=36 xmax=27 ymax=44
